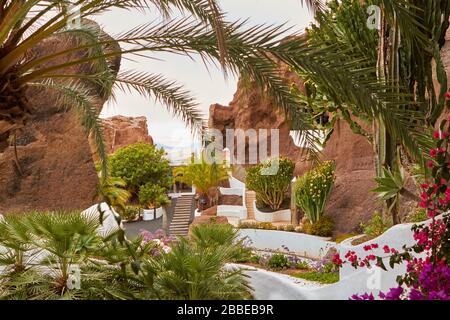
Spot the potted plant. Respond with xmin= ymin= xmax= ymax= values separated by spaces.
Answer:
xmin=139 ymin=184 xmax=170 ymax=221
xmin=120 ymin=205 xmax=142 ymax=223
xmin=246 ymin=157 xmax=295 ymax=222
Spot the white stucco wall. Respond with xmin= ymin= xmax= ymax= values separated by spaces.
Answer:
xmin=238 ymin=216 xmax=439 ymax=300
xmin=238 ymin=229 xmax=335 ymax=259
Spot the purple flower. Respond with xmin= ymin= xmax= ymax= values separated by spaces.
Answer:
xmin=350 ymin=293 xmax=375 ymax=300
xmin=379 ymin=287 xmax=404 ymax=300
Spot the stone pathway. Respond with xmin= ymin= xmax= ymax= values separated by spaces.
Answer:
xmin=169 ymin=194 xmax=195 ymax=236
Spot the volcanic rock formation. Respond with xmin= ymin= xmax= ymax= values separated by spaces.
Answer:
xmin=0 ymin=23 xmax=121 ymax=214
xmin=101 ymin=115 xmax=153 ymax=155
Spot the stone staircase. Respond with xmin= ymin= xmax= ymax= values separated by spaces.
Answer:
xmin=169 ymin=195 xmax=194 ymax=236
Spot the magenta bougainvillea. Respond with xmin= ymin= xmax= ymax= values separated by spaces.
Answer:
xmin=334 ymin=94 xmax=450 ymax=300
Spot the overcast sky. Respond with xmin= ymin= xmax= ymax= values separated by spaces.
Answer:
xmin=95 ymin=1 xmax=314 ymax=150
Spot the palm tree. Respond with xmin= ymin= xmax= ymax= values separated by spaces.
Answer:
xmin=0 ymin=0 xmax=326 ymax=181
xmin=138 ymin=223 xmax=252 ymax=300
xmin=0 ymin=212 xmax=251 ymax=300
xmin=0 ymin=211 xmax=111 ymax=299
xmin=174 ymin=154 xmax=229 ymax=209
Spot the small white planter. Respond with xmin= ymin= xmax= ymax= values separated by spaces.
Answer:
xmin=253 ymin=200 xmax=291 ymax=222
xmin=143 ymin=207 xmax=164 ymax=221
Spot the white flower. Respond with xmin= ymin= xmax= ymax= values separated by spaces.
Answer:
xmin=162 ymin=246 xmax=172 ymax=254
xmin=153 ymin=239 xmax=162 ymax=246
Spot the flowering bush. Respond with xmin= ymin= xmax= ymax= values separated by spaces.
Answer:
xmin=246 ymin=157 xmax=295 ymax=211
xmin=294 ymin=160 xmax=336 ymax=224
xmin=140 ymin=229 xmax=175 ymax=254
xmin=332 ymin=105 xmax=450 ymax=300
xmin=267 ymin=253 xmax=290 ymax=270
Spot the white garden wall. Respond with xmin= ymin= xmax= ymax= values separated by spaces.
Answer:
xmin=238 ymin=217 xmax=437 ymax=300
xmin=238 ymin=229 xmax=334 ymax=259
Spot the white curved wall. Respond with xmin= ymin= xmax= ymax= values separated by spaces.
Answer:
xmin=238 ymin=229 xmax=334 ymax=259
xmin=237 ymin=216 xmax=439 ymax=300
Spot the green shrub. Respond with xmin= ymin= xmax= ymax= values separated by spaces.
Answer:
xmin=362 ymin=212 xmax=390 ymax=237
xmin=190 ymin=223 xmax=252 ymax=262
xmin=296 ymin=261 xmax=310 ymax=270
xmin=121 ymin=205 xmax=142 ymax=221
xmin=303 ymin=215 xmax=334 ymax=237
xmin=248 ymin=254 xmax=261 ymax=264
xmin=246 ymin=157 xmax=295 ymax=211
xmin=238 ymin=221 xmax=277 ymax=230
xmin=294 ymin=161 xmax=336 ymax=224
xmin=109 ymin=143 xmax=172 ymax=195
xmin=138 ymin=184 xmax=170 ymax=209
xmin=405 ymin=208 xmax=428 ymax=223
xmin=292 ymin=271 xmax=339 ymax=284
xmin=284 ymin=224 xmax=296 ymax=232
xmin=267 ymin=254 xmax=290 ymax=270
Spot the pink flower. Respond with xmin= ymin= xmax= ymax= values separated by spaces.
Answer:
xmin=332 ymin=254 xmax=343 ymax=267
xmin=430 ymin=149 xmax=437 ymax=157
xmin=427 ymin=160 xmax=434 ymax=168
xmin=367 ymin=255 xmax=376 ymax=261
xmin=445 ymin=92 xmax=450 ymax=99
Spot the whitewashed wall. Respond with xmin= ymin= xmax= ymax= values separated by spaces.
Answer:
xmin=239 ymin=217 xmax=437 ymax=300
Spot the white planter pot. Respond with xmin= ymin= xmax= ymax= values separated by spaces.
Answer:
xmin=143 ymin=207 xmax=164 ymax=221
xmin=253 ymin=200 xmax=291 ymax=222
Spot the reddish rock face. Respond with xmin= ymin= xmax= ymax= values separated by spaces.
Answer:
xmin=219 ymin=194 xmax=243 ymax=206
xmin=101 ymin=115 xmax=153 ymax=155
xmin=209 ymin=79 xmax=307 ymax=175
xmin=315 ymin=119 xmax=379 ymax=234
xmin=208 ymin=63 xmax=379 ymax=234
xmin=201 ymin=206 xmax=218 ymax=216
xmin=191 ymin=215 xmax=229 ymax=226
xmin=0 ymin=25 xmax=121 ymax=214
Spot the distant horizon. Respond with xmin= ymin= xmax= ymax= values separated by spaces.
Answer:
xmin=95 ymin=1 xmax=314 ymax=148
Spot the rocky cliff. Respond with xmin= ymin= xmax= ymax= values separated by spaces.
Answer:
xmin=0 ymin=24 xmax=121 ymax=214
xmin=101 ymin=115 xmax=153 ymax=155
